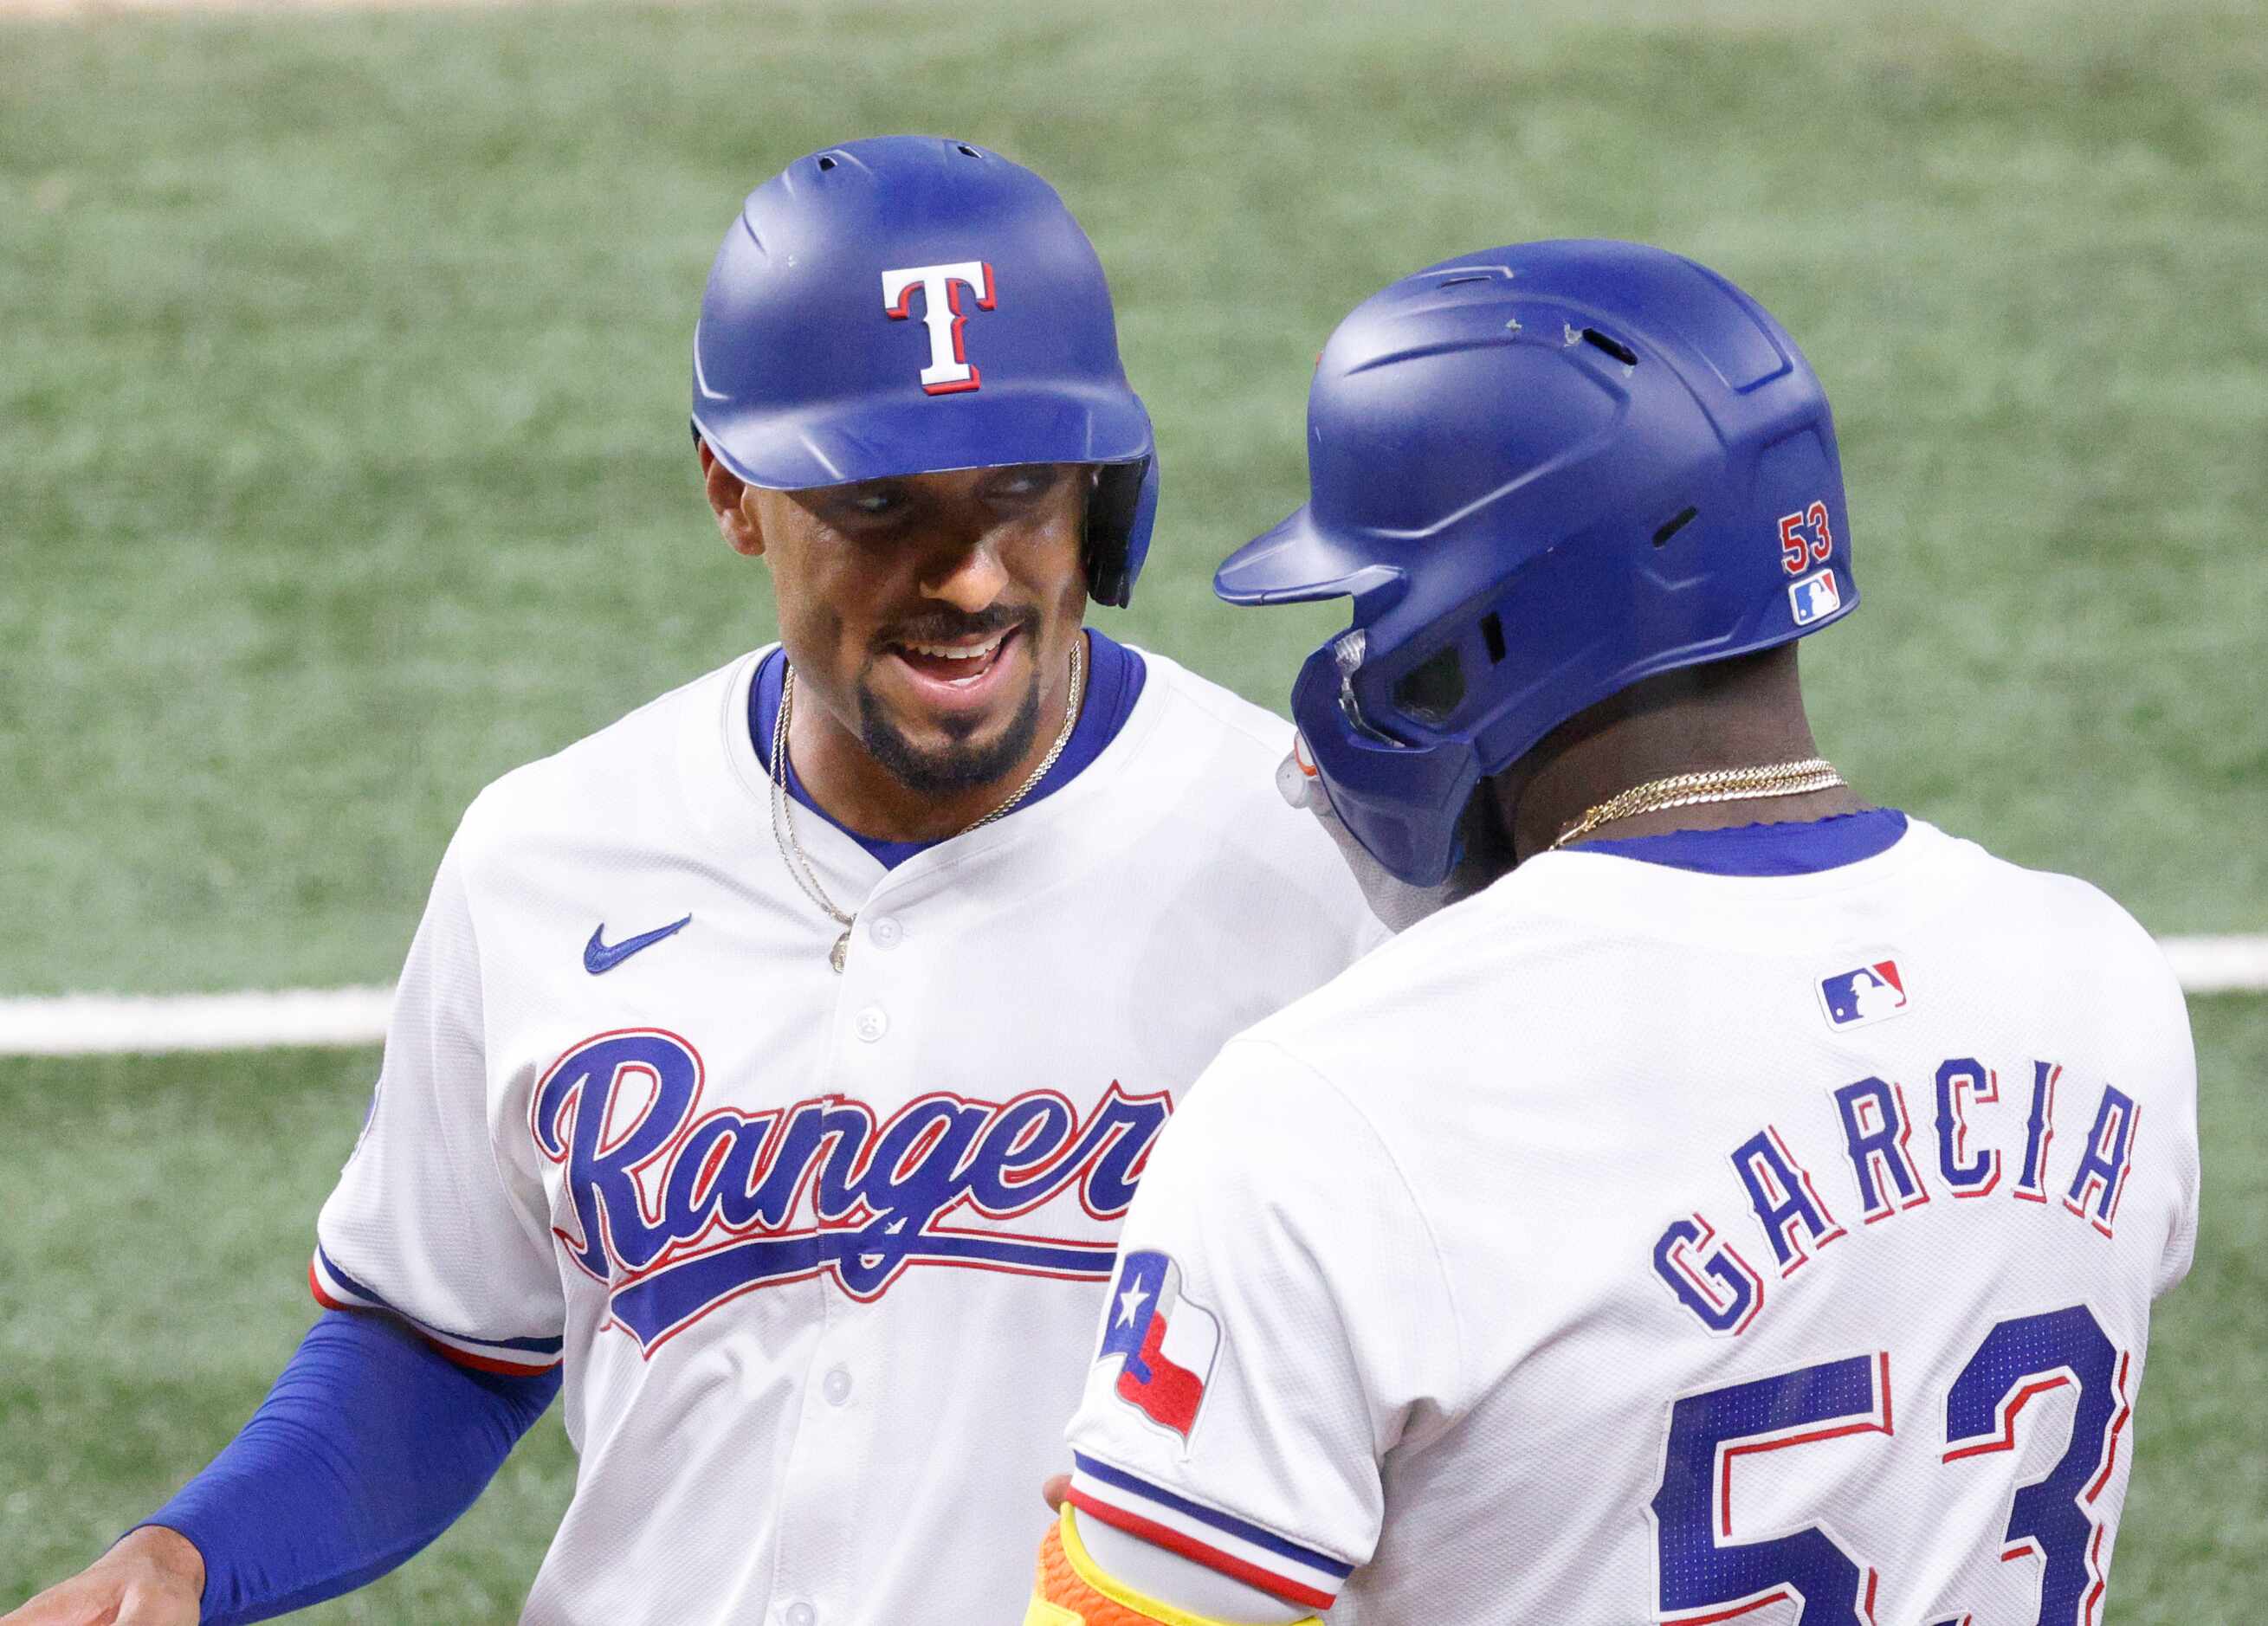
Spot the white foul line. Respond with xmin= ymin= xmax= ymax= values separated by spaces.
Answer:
xmin=0 ymin=985 xmax=397 ymax=1057
xmin=2156 ymin=934 xmax=2268 ymax=997
xmin=2 ymin=938 xmax=2265 ymax=1057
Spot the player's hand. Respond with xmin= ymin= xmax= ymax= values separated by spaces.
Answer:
xmin=1042 ymin=1471 xmax=1070 ymax=1512
xmin=1 ymin=1525 xmax=205 ymax=1625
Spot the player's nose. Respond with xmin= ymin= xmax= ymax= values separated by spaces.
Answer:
xmin=917 ymin=537 xmax=1011 ymax=614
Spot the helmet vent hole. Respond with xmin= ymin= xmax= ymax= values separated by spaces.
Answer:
xmin=1480 ymin=612 xmax=1507 ymax=665
xmin=1581 ymin=327 xmax=1638 ymax=366
xmin=1392 ymin=645 xmax=1466 ymax=727
xmin=1652 ymin=507 xmax=1699 ymax=547
xmin=1435 ymin=273 xmax=1491 ymax=289
xmin=817 ymin=155 xmax=838 ymax=172
xmin=956 ymin=143 xmax=979 ymax=157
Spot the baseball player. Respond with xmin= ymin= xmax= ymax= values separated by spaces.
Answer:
xmin=5 ymin=139 xmax=1375 ymax=1626
xmin=1030 ymin=242 xmax=2199 ymax=1625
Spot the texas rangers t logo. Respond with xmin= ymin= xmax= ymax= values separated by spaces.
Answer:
xmin=882 ymin=261 xmax=997 ymax=394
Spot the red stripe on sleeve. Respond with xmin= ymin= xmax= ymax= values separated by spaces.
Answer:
xmin=1068 ymin=1488 xmax=1338 ymax=1612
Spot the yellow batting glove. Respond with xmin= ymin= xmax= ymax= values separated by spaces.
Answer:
xmin=1026 ymin=1507 xmax=1321 ymax=1626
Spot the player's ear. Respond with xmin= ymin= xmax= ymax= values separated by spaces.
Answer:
xmin=699 ymin=438 xmax=766 ymax=558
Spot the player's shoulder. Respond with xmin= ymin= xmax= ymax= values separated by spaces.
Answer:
xmin=1082 ymin=644 xmax=1377 ymax=952
xmin=452 ymin=649 xmax=754 ymax=861
xmin=1920 ymin=820 xmax=2181 ymax=990
xmin=1126 ymin=646 xmax=1301 ymax=771
xmin=1219 ymin=880 xmax=1522 ymax=1114
xmin=1968 ymin=837 xmax=2196 ymax=1063
xmin=1113 ymin=644 xmax=1367 ymax=861
xmin=1263 ymin=834 xmax=1618 ymax=1016
xmin=1111 ymin=645 xmax=1315 ymax=829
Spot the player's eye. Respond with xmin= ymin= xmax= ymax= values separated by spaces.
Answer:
xmin=821 ymin=482 xmax=906 ymax=523
xmin=987 ymin=465 xmax=1061 ymax=500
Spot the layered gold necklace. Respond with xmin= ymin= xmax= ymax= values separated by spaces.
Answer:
xmin=1549 ymin=758 xmax=1844 ymax=851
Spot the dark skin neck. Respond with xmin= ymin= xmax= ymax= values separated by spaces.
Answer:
xmin=1485 ymin=643 xmax=1865 ymax=865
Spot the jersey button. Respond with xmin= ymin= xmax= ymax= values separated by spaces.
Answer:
xmin=785 ymin=1603 xmax=816 ymax=1626
xmin=869 ymin=915 xmax=902 ymax=949
xmin=822 ymin=1365 xmax=853 ymax=1405
xmin=854 ymin=1004 xmax=888 ymax=1043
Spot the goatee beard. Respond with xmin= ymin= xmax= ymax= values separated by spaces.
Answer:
xmin=858 ymin=674 xmax=1045 ymax=799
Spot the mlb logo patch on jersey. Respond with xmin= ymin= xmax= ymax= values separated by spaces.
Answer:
xmin=1788 ymin=567 xmax=1843 ymax=626
xmin=1818 ymin=958 xmax=1909 ymax=1030
xmin=1095 ymin=1249 xmax=1219 ymax=1445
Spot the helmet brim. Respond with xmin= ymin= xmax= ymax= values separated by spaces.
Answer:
xmin=695 ymin=381 xmax=1151 ymax=493
xmin=1214 ymin=505 xmax=1404 ymax=607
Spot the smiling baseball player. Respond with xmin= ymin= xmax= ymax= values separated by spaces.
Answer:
xmin=1031 ymin=242 xmax=2199 ymax=1626
xmin=5 ymin=138 xmax=1375 ymax=1626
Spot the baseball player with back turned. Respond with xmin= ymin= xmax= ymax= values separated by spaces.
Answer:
xmin=5 ymin=138 xmax=1373 ymax=1626
xmin=1029 ymin=242 xmax=2200 ymax=1625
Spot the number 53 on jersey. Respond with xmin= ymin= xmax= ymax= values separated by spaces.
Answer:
xmin=1651 ymin=1304 xmax=2131 ymax=1626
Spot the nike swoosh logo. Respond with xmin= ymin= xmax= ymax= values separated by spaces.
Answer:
xmin=584 ymin=914 xmax=693 ymax=975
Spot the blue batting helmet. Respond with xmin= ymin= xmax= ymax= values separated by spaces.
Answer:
xmin=1217 ymin=240 xmax=1857 ymax=886
xmin=691 ymin=136 xmax=1160 ymax=607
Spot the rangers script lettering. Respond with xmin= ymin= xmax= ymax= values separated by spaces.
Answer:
xmin=531 ymin=1029 xmax=1171 ymax=1350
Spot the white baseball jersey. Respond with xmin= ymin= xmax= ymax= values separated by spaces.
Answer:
xmin=1066 ymin=815 xmax=2199 ymax=1626
xmin=311 ymin=642 xmax=1377 ymax=1625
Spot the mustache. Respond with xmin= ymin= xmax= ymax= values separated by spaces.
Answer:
xmin=876 ymin=605 xmax=1035 ymax=651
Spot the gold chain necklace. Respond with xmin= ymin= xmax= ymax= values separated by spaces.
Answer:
xmin=1549 ymin=758 xmax=1844 ymax=851
xmin=770 ymin=636 xmax=1085 ymax=972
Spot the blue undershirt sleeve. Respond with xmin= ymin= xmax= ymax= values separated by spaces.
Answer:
xmin=137 ymin=1307 xmax=560 ymax=1626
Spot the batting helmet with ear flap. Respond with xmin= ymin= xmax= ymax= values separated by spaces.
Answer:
xmin=1218 ymin=240 xmax=1856 ymax=887
xmin=690 ymin=135 xmax=1159 ymax=608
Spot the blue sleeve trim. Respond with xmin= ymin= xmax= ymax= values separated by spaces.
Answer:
xmin=313 ymin=1246 xmax=564 ymax=1355
xmin=141 ymin=1309 xmax=559 ymax=1626
xmin=1580 ymin=807 xmax=1909 ymax=875
xmin=1069 ymin=1452 xmax=1354 ymax=1578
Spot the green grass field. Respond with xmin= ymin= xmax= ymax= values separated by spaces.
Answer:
xmin=3 ymin=0 xmax=2263 ymax=1616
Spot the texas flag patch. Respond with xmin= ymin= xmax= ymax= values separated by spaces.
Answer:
xmin=1819 ymin=958 xmax=1910 ymax=1030
xmin=1096 ymin=1249 xmax=1219 ymax=1443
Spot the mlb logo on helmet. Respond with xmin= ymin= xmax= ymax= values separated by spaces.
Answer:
xmin=1789 ymin=567 xmax=1843 ymax=627
xmin=1095 ymin=1249 xmax=1220 ymax=1442
xmin=1818 ymin=958 xmax=1909 ymax=1029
